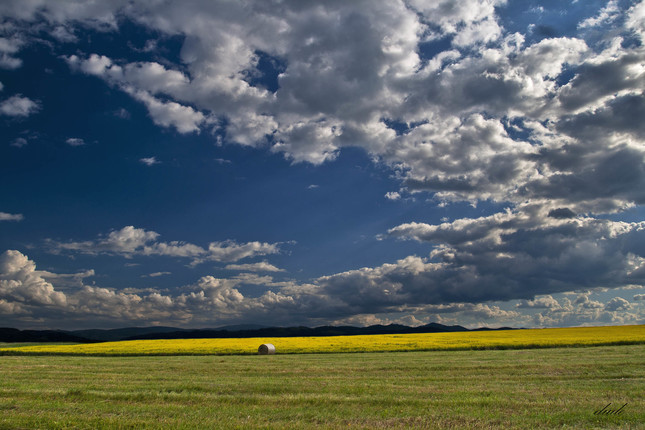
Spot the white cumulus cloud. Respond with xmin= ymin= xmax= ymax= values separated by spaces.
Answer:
xmin=0 ymin=212 xmax=23 ymax=221
xmin=47 ymin=226 xmax=283 ymax=265
xmin=139 ymin=157 xmax=160 ymax=166
xmin=0 ymin=95 xmax=39 ymax=117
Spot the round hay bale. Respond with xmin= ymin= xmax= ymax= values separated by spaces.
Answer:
xmin=258 ymin=343 xmax=276 ymax=355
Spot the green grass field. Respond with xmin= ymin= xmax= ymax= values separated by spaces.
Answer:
xmin=1 ymin=344 xmax=643 ymax=429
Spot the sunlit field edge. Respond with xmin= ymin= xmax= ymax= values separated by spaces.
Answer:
xmin=1 ymin=324 xmax=644 ymax=356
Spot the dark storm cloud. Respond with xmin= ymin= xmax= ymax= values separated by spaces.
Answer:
xmin=381 ymin=209 xmax=645 ymax=310
xmin=557 ymin=52 xmax=645 ymax=112
xmin=557 ymin=93 xmax=645 ymax=139
xmin=522 ymin=145 xmax=645 ymax=208
xmin=548 ymin=208 xmax=576 ymax=219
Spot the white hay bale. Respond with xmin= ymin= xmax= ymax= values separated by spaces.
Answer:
xmin=258 ymin=343 xmax=276 ymax=355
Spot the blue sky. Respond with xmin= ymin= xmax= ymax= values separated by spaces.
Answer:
xmin=1 ymin=0 xmax=645 ymax=329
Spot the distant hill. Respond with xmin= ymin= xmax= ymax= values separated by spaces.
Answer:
xmin=68 ymin=326 xmax=192 ymax=342
xmin=214 ymin=324 xmax=269 ymax=331
xmin=0 ymin=327 xmax=94 ymax=343
xmin=124 ymin=323 xmax=514 ymax=340
xmin=1 ymin=323 xmax=515 ymax=343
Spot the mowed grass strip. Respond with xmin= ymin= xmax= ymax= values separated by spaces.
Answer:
xmin=0 ymin=345 xmax=643 ymax=429
xmin=1 ymin=325 xmax=644 ymax=356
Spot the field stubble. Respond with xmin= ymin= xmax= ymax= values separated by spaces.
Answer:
xmin=0 ymin=344 xmax=643 ymax=429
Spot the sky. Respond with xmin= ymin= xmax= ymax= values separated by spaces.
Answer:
xmin=1 ymin=0 xmax=645 ymax=330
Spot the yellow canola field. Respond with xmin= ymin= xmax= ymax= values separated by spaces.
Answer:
xmin=1 ymin=325 xmax=644 ymax=356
